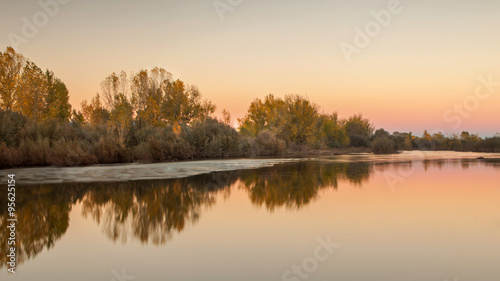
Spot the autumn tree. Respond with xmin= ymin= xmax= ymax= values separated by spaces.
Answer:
xmin=162 ymin=80 xmax=215 ymax=124
xmin=100 ymin=72 xmax=121 ymax=110
xmin=109 ymin=93 xmax=133 ymax=145
xmin=99 ymin=72 xmax=134 ymax=143
xmin=130 ymin=69 xmax=163 ymax=126
xmin=81 ymin=94 xmax=109 ymax=125
xmin=238 ymin=94 xmax=285 ymax=137
xmin=146 ymin=67 xmax=172 ymax=126
xmin=0 ymin=47 xmax=24 ymax=111
xmin=15 ymin=61 xmax=48 ymax=121
xmin=316 ymin=113 xmax=349 ymax=148
xmin=1 ymin=48 xmax=70 ymax=121
xmin=45 ymin=70 xmax=72 ymax=121
xmin=239 ymin=94 xmax=319 ymax=145
xmin=266 ymin=95 xmax=318 ymax=144
xmin=423 ymin=130 xmax=432 ymax=141
xmin=71 ymin=109 xmax=84 ymax=124
xmin=131 ymin=69 xmax=150 ymax=125
xmin=238 ymin=98 xmax=269 ymax=137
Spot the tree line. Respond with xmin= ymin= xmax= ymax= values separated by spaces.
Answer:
xmin=0 ymin=47 xmax=499 ymax=167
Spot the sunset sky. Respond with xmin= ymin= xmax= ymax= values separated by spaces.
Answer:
xmin=1 ymin=0 xmax=499 ymax=135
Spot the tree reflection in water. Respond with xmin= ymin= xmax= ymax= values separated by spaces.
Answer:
xmin=0 ymin=184 xmax=84 ymax=268
xmin=1 ymin=159 xmax=497 ymax=267
xmin=80 ymin=173 xmax=235 ymax=245
xmin=240 ymin=162 xmax=372 ymax=211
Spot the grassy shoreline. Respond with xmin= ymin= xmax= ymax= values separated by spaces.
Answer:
xmin=3 ymin=147 xmax=500 ymax=170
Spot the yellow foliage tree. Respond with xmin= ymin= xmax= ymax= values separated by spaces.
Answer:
xmin=81 ymin=94 xmax=109 ymax=125
xmin=15 ymin=61 xmax=48 ymax=122
xmin=0 ymin=47 xmax=24 ymax=111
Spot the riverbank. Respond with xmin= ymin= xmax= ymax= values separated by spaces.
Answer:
xmin=0 ymin=158 xmax=304 ymax=185
xmin=2 ymin=151 xmax=499 ymax=185
xmin=285 ymin=146 xmax=372 ymax=157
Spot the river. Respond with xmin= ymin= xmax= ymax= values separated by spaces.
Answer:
xmin=1 ymin=151 xmax=499 ymax=280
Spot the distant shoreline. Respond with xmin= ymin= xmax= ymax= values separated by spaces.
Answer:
xmin=3 ymin=146 xmax=500 ymax=170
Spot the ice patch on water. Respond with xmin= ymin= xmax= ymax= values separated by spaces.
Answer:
xmin=0 ymin=158 xmax=305 ymax=185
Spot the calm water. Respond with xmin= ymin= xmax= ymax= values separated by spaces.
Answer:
xmin=1 ymin=152 xmax=500 ymax=281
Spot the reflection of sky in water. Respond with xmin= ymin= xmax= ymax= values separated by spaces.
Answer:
xmin=1 ymin=152 xmax=499 ymax=281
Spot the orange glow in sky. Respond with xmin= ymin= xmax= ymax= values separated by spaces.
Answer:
xmin=1 ymin=0 xmax=499 ymax=135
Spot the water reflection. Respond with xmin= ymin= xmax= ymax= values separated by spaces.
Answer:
xmin=240 ymin=162 xmax=372 ymax=211
xmin=80 ymin=176 xmax=229 ymax=245
xmin=0 ymin=159 xmax=498 ymax=268
xmin=0 ymin=185 xmax=80 ymax=267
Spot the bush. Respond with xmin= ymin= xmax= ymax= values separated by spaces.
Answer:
xmin=372 ymin=137 xmax=397 ymax=154
xmin=0 ymin=110 xmax=26 ymax=147
xmin=18 ymin=137 xmax=52 ymax=166
xmin=237 ymin=137 xmax=252 ymax=156
xmin=94 ymin=136 xmax=129 ymax=164
xmin=131 ymin=126 xmax=192 ymax=162
xmin=474 ymin=137 xmax=500 ymax=153
xmin=0 ymin=142 xmax=23 ymax=168
xmin=252 ymin=130 xmax=286 ymax=156
xmin=349 ymin=134 xmax=372 ymax=148
xmin=49 ymin=140 xmax=98 ymax=166
xmin=185 ymin=118 xmax=242 ymax=158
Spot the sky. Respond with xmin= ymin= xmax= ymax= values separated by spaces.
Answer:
xmin=1 ymin=0 xmax=499 ymax=136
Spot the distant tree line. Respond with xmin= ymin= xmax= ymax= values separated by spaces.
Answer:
xmin=0 ymin=47 xmax=499 ymax=167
